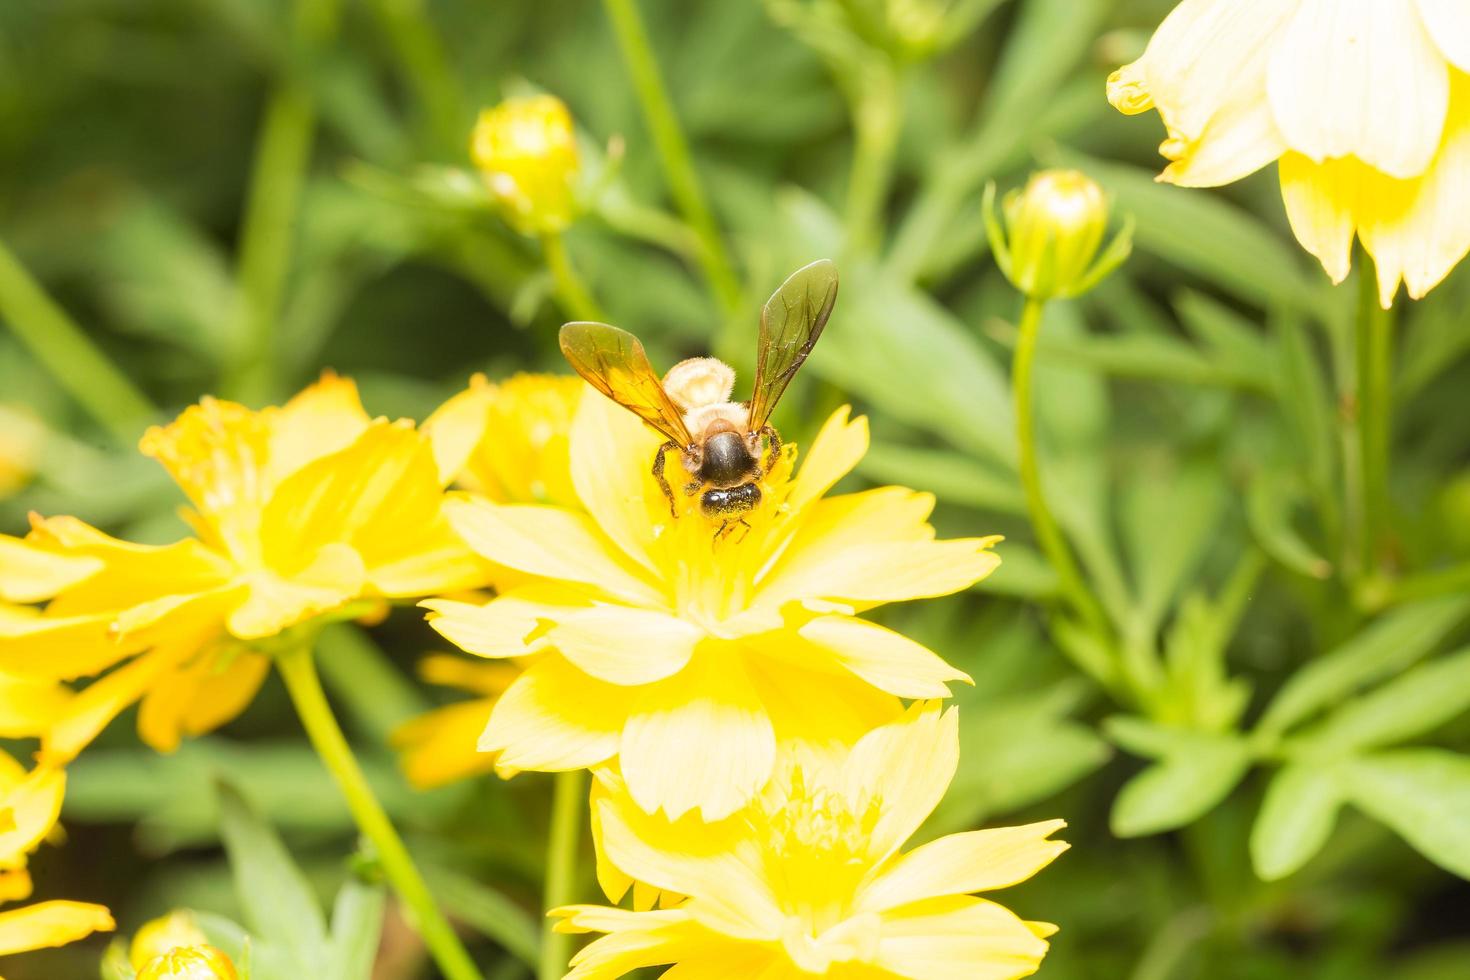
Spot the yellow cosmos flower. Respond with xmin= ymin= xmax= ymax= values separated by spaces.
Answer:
xmin=1109 ymin=0 xmax=1470 ymax=305
xmin=429 ymin=390 xmax=999 ymax=821
xmin=0 ymin=374 xmax=487 ymax=764
xmin=0 ymin=749 xmax=114 ymax=963
xmin=137 ymin=944 xmax=238 ymax=980
xmin=555 ymin=704 xmax=1066 ymax=980
xmin=471 ymin=95 xmax=581 ymax=236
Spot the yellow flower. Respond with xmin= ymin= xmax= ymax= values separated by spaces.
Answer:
xmin=471 ymin=95 xmax=581 ymax=235
xmin=0 ymin=749 xmax=114 ymax=962
xmin=137 ymin=944 xmax=238 ymax=980
xmin=0 ymin=374 xmax=488 ymax=764
xmin=391 ymin=654 xmax=520 ymax=788
xmin=129 ymin=910 xmax=209 ymax=970
xmin=556 ymin=703 xmax=1066 ymax=980
xmin=392 ymin=373 xmax=583 ymax=788
xmin=429 ymin=390 xmax=999 ymax=820
xmin=1108 ymin=0 xmax=1470 ymax=305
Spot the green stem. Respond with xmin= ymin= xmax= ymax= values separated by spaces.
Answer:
xmin=538 ymin=770 xmax=586 ymax=980
xmin=542 ymin=232 xmax=607 ymax=323
xmin=0 ymin=237 xmax=155 ymax=443
xmin=369 ymin=0 xmax=464 ymax=155
xmin=224 ymin=0 xmax=344 ymax=402
xmin=844 ymin=71 xmax=902 ymax=258
xmin=600 ymin=0 xmax=742 ymax=321
xmin=1012 ymin=296 xmax=1110 ymax=637
xmin=276 ymin=645 xmax=484 ymax=980
xmin=1356 ymin=254 xmax=1394 ymax=574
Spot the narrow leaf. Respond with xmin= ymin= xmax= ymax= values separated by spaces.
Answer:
xmin=1110 ymin=733 xmax=1253 ymax=837
xmin=1345 ymin=750 xmax=1470 ymax=880
xmin=1251 ymin=763 xmax=1345 ymax=881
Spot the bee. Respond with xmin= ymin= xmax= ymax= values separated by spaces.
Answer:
xmin=559 ymin=259 xmax=838 ymax=536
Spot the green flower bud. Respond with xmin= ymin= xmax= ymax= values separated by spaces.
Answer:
xmin=985 ymin=169 xmax=1133 ymax=300
xmin=137 ymin=944 xmax=239 ymax=980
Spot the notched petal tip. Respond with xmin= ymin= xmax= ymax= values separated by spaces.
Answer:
xmin=1106 ymin=64 xmax=1155 ymax=115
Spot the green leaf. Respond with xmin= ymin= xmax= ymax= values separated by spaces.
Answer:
xmin=858 ymin=441 xmax=1025 ymax=515
xmin=1055 ymin=151 xmax=1319 ymax=311
xmin=1246 ymin=469 xmax=1333 ymax=580
xmin=327 ymin=872 xmax=387 ymax=980
xmin=1120 ymin=457 xmax=1226 ymax=638
xmin=217 ymin=782 xmax=329 ymax=977
xmin=1110 ymin=731 xmax=1253 ymax=837
xmin=1258 ymin=596 xmax=1470 ymax=736
xmin=1272 ymin=310 xmax=1338 ymax=510
xmin=1344 ymin=749 xmax=1470 ymax=879
xmin=1250 ymin=763 xmax=1346 ymax=881
xmin=1174 ymin=289 xmax=1275 ymax=386
xmin=1295 ymin=647 xmax=1470 ymax=755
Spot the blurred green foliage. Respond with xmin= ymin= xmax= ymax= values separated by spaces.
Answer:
xmin=2 ymin=0 xmax=1470 ymax=977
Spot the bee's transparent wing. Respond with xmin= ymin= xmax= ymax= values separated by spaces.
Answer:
xmin=559 ymin=322 xmax=693 ymax=445
xmin=748 ymin=259 xmax=839 ymax=430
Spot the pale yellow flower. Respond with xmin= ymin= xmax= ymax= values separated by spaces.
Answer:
xmin=391 ymin=654 xmax=520 ymax=788
xmin=0 ymin=374 xmax=487 ymax=763
xmin=471 ymin=95 xmax=581 ymax=235
xmin=556 ymin=703 xmax=1066 ymax=980
xmin=429 ymin=390 xmax=999 ymax=821
xmin=1109 ymin=0 xmax=1470 ymax=305
xmin=0 ymin=749 xmax=114 ymax=963
xmin=129 ymin=910 xmax=209 ymax=971
xmin=137 ymin=944 xmax=238 ymax=980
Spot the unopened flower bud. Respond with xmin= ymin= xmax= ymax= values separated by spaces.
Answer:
xmin=470 ymin=95 xmax=580 ymax=236
xmin=985 ymin=169 xmax=1133 ymax=300
xmin=129 ymin=911 xmax=208 ymax=971
xmin=137 ymin=944 xmax=238 ymax=980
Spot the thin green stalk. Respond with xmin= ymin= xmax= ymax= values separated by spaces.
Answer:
xmin=600 ymin=0 xmax=742 ymax=322
xmin=370 ymin=0 xmax=464 ymax=154
xmin=1356 ymin=255 xmax=1394 ymax=574
xmin=538 ymin=770 xmax=586 ymax=980
xmin=276 ymin=645 xmax=484 ymax=980
xmin=844 ymin=71 xmax=902 ymax=258
xmin=0 ymin=237 xmax=155 ymax=443
xmin=542 ymin=232 xmax=607 ymax=323
xmin=1361 ymin=561 xmax=1470 ymax=611
xmin=1013 ymin=296 xmax=1110 ymax=638
xmin=224 ymin=0 xmax=344 ymax=402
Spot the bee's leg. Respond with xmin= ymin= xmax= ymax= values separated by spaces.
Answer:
xmin=759 ymin=425 xmax=782 ymax=474
xmin=733 ymin=518 xmax=752 ymax=543
xmin=652 ymin=441 xmax=680 ymax=518
xmin=713 ymin=517 xmax=753 ymax=544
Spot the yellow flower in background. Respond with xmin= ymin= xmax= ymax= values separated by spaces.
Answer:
xmin=1109 ymin=0 xmax=1470 ymax=306
xmin=392 ymin=372 xmax=583 ymax=788
xmin=0 ymin=749 xmax=114 ymax=963
xmin=556 ymin=704 xmax=1066 ymax=980
xmin=430 ymin=390 xmax=999 ymax=821
xmin=0 ymin=407 xmax=41 ymax=500
xmin=471 ymin=95 xmax=581 ymax=235
xmin=391 ymin=655 xmax=520 ymax=788
xmin=0 ymin=374 xmax=488 ymax=764
xmin=128 ymin=910 xmax=208 ymax=970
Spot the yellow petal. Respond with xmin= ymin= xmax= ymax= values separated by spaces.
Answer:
xmin=40 ymin=639 xmax=197 ymax=765
xmin=0 ymin=536 xmax=100 ymax=603
xmin=0 ymin=900 xmax=114 ymax=955
xmin=417 ymin=654 xmax=520 ymax=696
xmin=1279 ymin=152 xmax=1363 ymax=285
xmin=423 ymin=586 xmax=580 ymax=658
xmin=364 ymin=517 xmax=488 ymax=597
xmin=785 ymin=407 xmax=869 ymax=515
xmin=873 ymin=895 xmax=1049 ymax=980
xmin=0 ymin=868 xmax=32 ymax=903
xmin=0 ymin=674 xmax=70 ymax=738
xmin=1110 ymin=0 xmax=1292 ymax=186
xmin=593 ymin=792 xmax=783 ymax=940
xmin=481 ymin=654 xmax=626 ymax=773
xmin=743 ymin=652 xmax=904 ymax=747
xmin=1358 ymin=72 xmax=1470 ymax=304
xmin=1417 ymin=0 xmax=1470 ymax=72
xmin=391 ymin=699 xmax=498 ymax=788
xmin=549 ymin=607 xmax=702 ymax=686
xmin=421 ymin=375 xmax=494 ymax=486
xmin=265 ymin=371 xmax=372 ymax=486
xmin=555 ymin=907 xmax=718 ymax=980
xmin=620 ymin=652 xmax=775 ymax=821
xmin=841 ymin=703 xmax=958 ymax=861
xmin=0 ymin=609 xmax=129 ymax=682
xmin=1268 ymin=0 xmax=1449 ymax=179
xmin=569 ymin=388 xmax=666 ymax=577
xmin=797 ymin=616 xmax=971 ymax=699
xmin=446 ymin=496 xmax=664 ymax=607
xmin=857 ymin=820 xmax=1069 ymax=913
xmin=0 ymin=767 xmax=64 ymax=868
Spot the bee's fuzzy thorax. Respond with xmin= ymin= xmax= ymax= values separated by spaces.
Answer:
xmin=663 ymin=357 xmax=736 ymax=412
